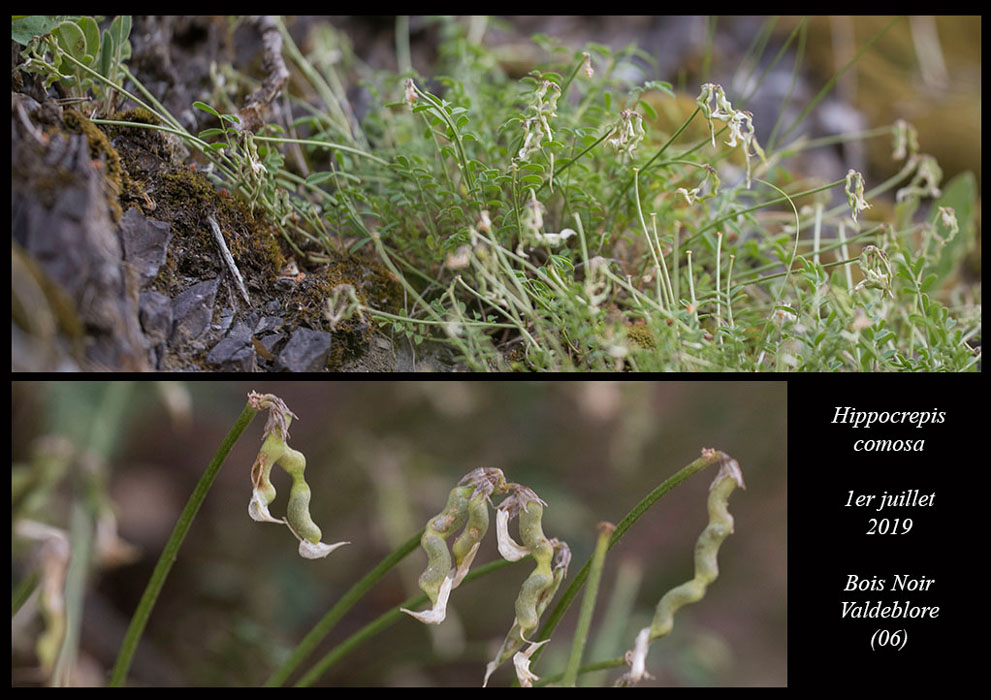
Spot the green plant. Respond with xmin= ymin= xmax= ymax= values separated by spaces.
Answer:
xmin=13 ymin=15 xmax=131 ymax=112
xmin=11 ymin=16 xmax=979 ymax=370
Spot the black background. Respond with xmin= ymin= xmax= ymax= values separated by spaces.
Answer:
xmin=787 ymin=373 xmax=977 ymax=689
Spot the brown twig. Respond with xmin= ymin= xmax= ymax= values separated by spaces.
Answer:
xmin=238 ymin=16 xmax=290 ymax=133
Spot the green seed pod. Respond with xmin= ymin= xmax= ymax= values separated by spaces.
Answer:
xmin=648 ymin=458 xmax=743 ymax=641
xmin=514 ymin=499 xmax=554 ymax=639
xmin=246 ymin=393 xmax=347 ymax=559
xmin=453 ymin=491 xmax=489 ymax=567
xmin=418 ymin=484 xmax=473 ymax=605
xmin=248 ymin=432 xmax=284 ymax=522
xmin=619 ymin=453 xmax=744 ymax=686
xmin=282 ymin=447 xmax=322 ymax=544
xmin=451 ymin=490 xmax=490 ymax=586
xmin=484 ymin=538 xmax=570 ymax=687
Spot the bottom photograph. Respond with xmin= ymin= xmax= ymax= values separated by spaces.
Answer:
xmin=11 ymin=381 xmax=786 ymax=687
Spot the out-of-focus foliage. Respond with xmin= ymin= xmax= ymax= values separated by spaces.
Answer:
xmin=12 ymin=381 xmax=786 ymax=686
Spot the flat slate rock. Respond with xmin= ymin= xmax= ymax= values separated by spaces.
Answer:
xmin=118 ymin=207 xmax=172 ymax=283
xmin=170 ymin=278 xmax=220 ymax=343
xmin=139 ymin=290 xmax=173 ymax=346
xmin=276 ymin=327 xmax=331 ymax=372
xmin=206 ymin=319 xmax=254 ymax=369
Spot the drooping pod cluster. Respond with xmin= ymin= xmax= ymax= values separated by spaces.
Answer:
xmin=400 ymin=470 xmax=570 ymax=687
xmin=402 ymin=468 xmax=510 ymax=623
xmin=618 ymin=450 xmax=745 ymax=686
xmin=246 ymin=392 xmax=348 ymax=559
xmin=484 ymin=484 xmax=571 ymax=687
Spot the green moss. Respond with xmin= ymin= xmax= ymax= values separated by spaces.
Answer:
xmin=61 ymin=109 xmax=124 ymax=222
xmin=626 ymin=323 xmax=656 ymax=350
xmin=112 ymin=107 xmax=162 ymax=127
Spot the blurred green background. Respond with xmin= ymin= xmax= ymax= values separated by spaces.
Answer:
xmin=12 ymin=381 xmax=785 ymax=686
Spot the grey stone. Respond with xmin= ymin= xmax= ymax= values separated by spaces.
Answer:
xmin=118 ymin=207 xmax=172 ymax=283
xmin=276 ymin=327 xmax=331 ymax=372
xmin=12 ymin=128 xmax=146 ymax=369
xmin=139 ymin=291 xmax=173 ymax=346
xmin=206 ymin=319 xmax=254 ymax=367
xmin=214 ymin=305 xmax=235 ymax=334
xmin=207 ymin=335 xmax=255 ymax=371
xmin=255 ymin=315 xmax=284 ymax=334
xmin=170 ymin=278 xmax=220 ymax=343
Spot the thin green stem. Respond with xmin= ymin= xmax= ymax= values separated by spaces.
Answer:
xmin=536 ymin=656 xmax=626 ymax=686
xmin=776 ymin=16 xmax=902 ymax=146
xmin=266 ymin=529 xmax=424 ymax=686
xmin=529 ymin=450 xmax=729 ymax=671
xmin=274 ymin=17 xmax=356 ymax=145
xmin=12 ymin=571 xmax=39 ymax=618
xmin=109 ymin=402 xmax=259 ymax=687
xmin=688 ymin=178 xmax=845 ymax=245
xmin=120 ymin=66 xmax=185 ymax=133
xmin=537 ymin=130 xmax=611 ymax=195
xmin=633 ymin=169 xmax=665 ymax=308
xmin=253 ymin=135 xmax=389 ymax=166
xmin=295 ymin=558 xmax=518 ymax=687
xmin=562 ymin=522 xmax=614 ymax=687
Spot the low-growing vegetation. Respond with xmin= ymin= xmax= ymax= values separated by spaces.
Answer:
xmin=11 ymin=17 xmax=980 ymax=370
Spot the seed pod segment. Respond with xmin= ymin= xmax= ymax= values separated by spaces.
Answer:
xmin=618 ymin=451 xmax=744 ymax=686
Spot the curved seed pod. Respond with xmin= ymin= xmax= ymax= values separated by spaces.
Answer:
xmin=420 ymin=484 xmax=473 ymax=602
xmin=278 ymin=445 xmax=350 ymax=559
xmin=402 ymin=482 xmax=475 ymax=623
xmin=484 ymin=537 xmax=570 ymax=687
xmin=281 ymin=447 xmax=321 ymax=543
xmin=619 ymin=452 xmax=744 ymax=686
xmin=246 ymin=392 xmax=348 ymax=559
xmin=451 ymin=490 xmax=489 ymax=587
xmin=514 ymin=497 xmax=555 ymax=639
xmin=248 ymin=432 xmax=285 ymax=523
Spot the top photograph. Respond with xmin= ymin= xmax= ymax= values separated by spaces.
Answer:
xmin=11 ymin=16 xmax=981 ymax=372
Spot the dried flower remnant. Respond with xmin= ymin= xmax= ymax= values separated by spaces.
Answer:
xmin=607 ymin=109 xmax=646 ymax=157
xmin=934 ymin=206 xmax=959 ymax=245
xmin=845 ymin=169 xmax=871 ymax=223
xmin=891 ymin=119 xmax=919 ymax=161
xmin=513 ymin=639 xmax=549 ymax=687
xmin=896 ymin=155 xmax=943 ymax=202
xmin=696 ymin=83 xmax=765 ymax=187
xmin=14 ymin=520 xmax=70 ymax=675
xmin=324 ymin=284 xmax=364 ymax=330
xmin=853 ymin=245 xmax=894 ymax=298
xmin=445 ymin=245 xmax=472 ymax=270
xmin=676 ymin=164 xmax=720 ymax=205
xmin=517 ymin=80 xmax=561 ymax=162
xmin=581 ymin=51 xmax=594 ymax=79
xmin=533 ymin=228 xmax=577 ymax=247
xmin=404 ymin=77 xmax=417 ymax=108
